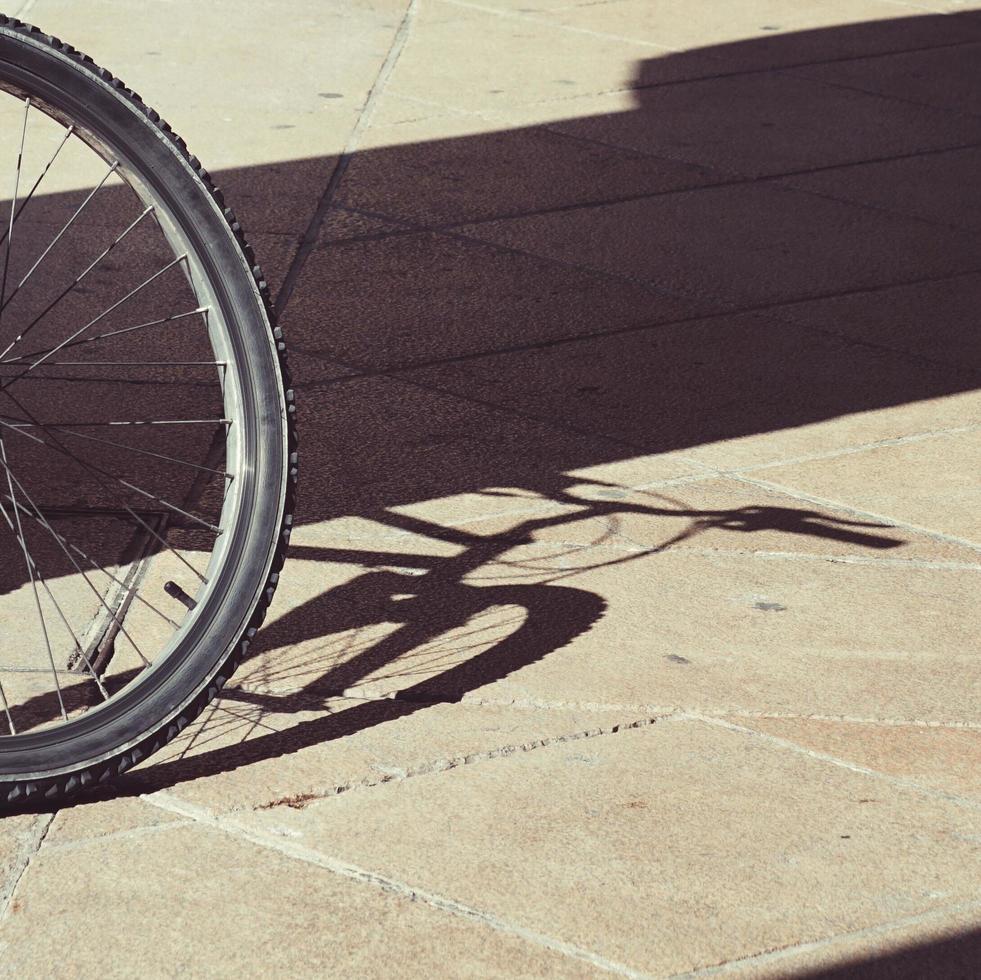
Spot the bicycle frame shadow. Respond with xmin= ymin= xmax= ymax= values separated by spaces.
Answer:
xmin=100 ymin=484 xmax=902 ymax=795
xmin=1 ymin=10 xmax=979 ymax=806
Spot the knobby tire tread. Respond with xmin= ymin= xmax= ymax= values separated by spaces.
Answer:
xmin=0 ymin=14 xmax=298 ymax=807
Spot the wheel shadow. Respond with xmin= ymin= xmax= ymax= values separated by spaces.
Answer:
xmin=102 ymin=486 xmax=903 ymax=795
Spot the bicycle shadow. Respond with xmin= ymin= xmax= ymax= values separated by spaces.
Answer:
xmin=88 ymin=482 xmax=903 ymax=795
xmin=1 ymin=11 xmax=979 ymax=799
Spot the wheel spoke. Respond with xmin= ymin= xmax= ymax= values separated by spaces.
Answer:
xmin=0 ymin=307 xmax=211 ymax=365
xmin=0 ymin=485 xmax=112 ymax=697
xmin=0 ymin=97 xmax=30 ymax=332
xmin=0 ymin=413 xmax=230 ymax=428
xmin=0 ymin=206 xmax=154 ymax=361
xmin=0 ymin=678 xmax=15 ymax=734
xmin=42 ymin=425 xmax=230 ymax=478
xmin=0 ymin=159 xmax=118 ymax=319
xmin=1 ymin=248 xmax=184 ymax=389
xmin=0 ymin=433 xmax=67 ymax=722
xmin=0 ymin=360 xmax=224 ymax=369
xmin=0 ymin=123 xmax=74 ymax=251
xmin=0 ymin=390 xmax=213 ymax=582
xmin=2 ymin=492 xmax=181 ymax=629
xmin=0 ymin=417 xmax=231 ymax=428
xmin=0 ymin=460 xmax=101 ymax=670
xmin=0 ymin=409 xmax=223 ymax=533
xmin=0 ymin=454 xmax=148 ymax=671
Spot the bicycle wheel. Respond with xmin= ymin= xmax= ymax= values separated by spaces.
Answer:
xmin=0 ymin=17 xmax=296 ymax=805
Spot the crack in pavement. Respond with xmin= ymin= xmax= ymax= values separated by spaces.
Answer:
xmin=250 ymin=714 xmax=666 ymax=811
xmin=158 ymin=697 xmax=981 ymax=820
xmin=0 ymin=812 xmax=53 ymax=923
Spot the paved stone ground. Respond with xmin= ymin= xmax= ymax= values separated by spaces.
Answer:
xmin=2 ymin=0 xmax=981 ymax=975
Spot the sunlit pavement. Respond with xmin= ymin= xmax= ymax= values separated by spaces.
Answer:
xmin=2 ymin=0 xmax=981 ymax=975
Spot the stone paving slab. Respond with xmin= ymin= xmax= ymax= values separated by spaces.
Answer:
xmin=774 ymin=273 xmax=981 ymax=370
xmin=471 ymin=0 xmax=981 ymax=71
xmin=790 ymin=39 xmax=981 ymax=115
xmin=32 ymin=0 xmax=403 ymax=171
xmin=43 ymin=795 xmax=184 ymax=846
xmin=403 ymin=311 xmax=981 ymax=466
xmin=550 ymin=71 xmax=981 ymax=179
xmin=239 ymin=720 xmax=981 ymax=976
xmin=732 ymin=717 xmax=981 ymax=803
xmin=293 ymin=377 xmax=704 ymax=522
xmin=1 ymin=820 xmax=590 ymax=978
xmin=759 ymin=428 xmax=981 ymax=542
xmin=458 ymin=184 xmax=981 ymax=309
xmin=0 ymin=814 xmax=47 ymax=918
xmin=440 ymin=545 xmax=981 ymax=722
xmin=778 ymin=146 xmax=981 ymax=235
xmin=279 ymin=231 xmax=704 ymax=370
xmin=473 ymin=476 xmax=981 ymax=566
xmin=385 ymin=0 xmax=707 ymax=108
xmin=733 ymin=904 xmax=981 ymax=978
xmin=343 ymin=117 xmax=718 ymax=225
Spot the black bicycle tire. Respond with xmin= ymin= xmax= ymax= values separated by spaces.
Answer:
xmin=0 ymin=15 xmax=298 ymax=807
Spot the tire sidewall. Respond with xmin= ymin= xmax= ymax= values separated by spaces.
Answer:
xmin=0 ymin=26 xmax=289 ymax=783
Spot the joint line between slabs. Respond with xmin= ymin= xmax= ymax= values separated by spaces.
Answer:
xmin=273 ymin=0 xmax=419 ymax=318
xmin=639 ymin=545 xmax=981 ymax=571
xmin=138 ymin=790 xmax=651 ymax=979
xmin=459 ymin=700 xmax=981 ymax=731
xmin=435 ymin=0 xmax=675 ymax=52
xmin=36 ymin=818 xmax=196 ymax=856
xmin=727 ymin=474 xmax=981 ymax=555
xmin=670 ymin=896 xmax=981 ymax=978
xmin=709 ymin=710 xmax=981 ymax=731
xmin=726 ymin=423 xmax=981 ymax=477
xmin=442 ymin=135 xmax=981 ymax=240
xmin=690 ymin=713 xmax=981 ymax=814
